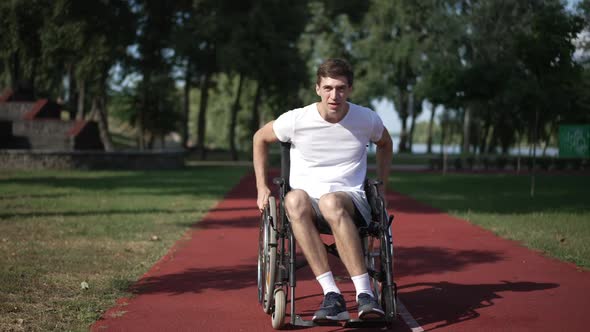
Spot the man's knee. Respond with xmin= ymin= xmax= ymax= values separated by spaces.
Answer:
xmin=318 ymin=193 xmax=353 ymax=224
xmin=284 ymin=190 xmax=313 ymax=221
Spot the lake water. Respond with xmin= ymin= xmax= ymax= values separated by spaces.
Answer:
xmin=368 ymin=138 xmax=559 ymax=156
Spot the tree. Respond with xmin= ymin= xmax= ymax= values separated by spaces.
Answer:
xmin=514 ymin=0 xmax=585 ymax=151
xmin=218 ymin=0 xmax=309 ymax=160
xmin=172 ymin=0 xmax=222 ymax=152
xmin=0 ymin=0 xmax=51 ymax=97
xmin=129 ymin=0 xmax=179 ymax=150
xmin=42 ymin=0 xmax=136 ymax=151
xmin=356 ymin=0 xmax=442 ymax=152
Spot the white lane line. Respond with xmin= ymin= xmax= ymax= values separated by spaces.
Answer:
xmin=398 ymin=300 xmax=424 ymax=332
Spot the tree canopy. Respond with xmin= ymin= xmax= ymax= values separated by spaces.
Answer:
xmin=0 ymin=0 xmax=588 ymax=156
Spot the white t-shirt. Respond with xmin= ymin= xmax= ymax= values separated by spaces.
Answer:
xmin=272 ymin=102 xmax=384 ymax=199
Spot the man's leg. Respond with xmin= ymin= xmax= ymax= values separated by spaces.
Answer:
xmin=284 ymin=190 xmax=349 ymax=321
xmin=318 ymin=192 xmax=385 ymax=319
xmin=317 ymin=192 xmax=366 ymax=277
xmin=284 ymin=189 xmax=330 ymax=278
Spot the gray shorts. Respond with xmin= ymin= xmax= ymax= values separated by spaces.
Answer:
xmin=309 ymin=191 xmax=372 ymax=233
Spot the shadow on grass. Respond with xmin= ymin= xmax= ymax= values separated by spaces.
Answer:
xmin=0 ymin=166 xmax=251 ymax=198
xmin=399 ymin=280 xmax=559 ymax=331
xmin=0 ymin=208 xmax=209 ymax=219
xmin=0 ymin=193 xmax=74 ymax=200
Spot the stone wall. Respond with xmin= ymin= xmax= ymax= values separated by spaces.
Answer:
xmin=0 ymin=102 xmax=36 ymax=120
xmin=0 ymin=150 xmax=185 ymax=170
xmin=12 ymin=120 xmax=74 ymax=150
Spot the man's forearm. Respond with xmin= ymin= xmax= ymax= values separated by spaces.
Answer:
xmin=375 ymin=144 xmax=392 ymax=192
xmin=253 ymin=132 xmax=269 ymax=189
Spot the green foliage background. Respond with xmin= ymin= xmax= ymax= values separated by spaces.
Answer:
xmin=1 ymin=0 xmax=589 ymax=156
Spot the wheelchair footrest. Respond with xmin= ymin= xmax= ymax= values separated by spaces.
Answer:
xmin=291 ymin=315 xmax=390 ymax=328
xmin=292 ymin=315 xmax=321 ymax=327
xmin=344 ymin=318 xmax=389 ymax=328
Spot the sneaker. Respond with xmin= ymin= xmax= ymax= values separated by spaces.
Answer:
xmin=312 ymin=292 xmax=350 ymax=322
xmin=357 ymin=293 xmax=385 ymax=320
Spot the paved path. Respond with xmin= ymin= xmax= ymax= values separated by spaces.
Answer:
xmin=92 ymin=173 xmax=590 ymax=331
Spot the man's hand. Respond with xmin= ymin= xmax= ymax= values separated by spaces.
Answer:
xmin=257 ymin=186 xmax=271 ymax=212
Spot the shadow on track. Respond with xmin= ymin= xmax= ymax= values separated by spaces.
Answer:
xmin=130 ymin=264 xmax=257 ymax=295
xmin=395 ymin=246 xmax=504 ymax=277
xmin=399 ymin=280 xmax=559 ymax=331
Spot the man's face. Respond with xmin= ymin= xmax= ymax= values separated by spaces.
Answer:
xmin=315 ymin=75 xmax=352 ymax=114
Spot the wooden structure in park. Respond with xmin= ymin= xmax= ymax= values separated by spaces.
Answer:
xmin=0 ymin=89 xmax=104 ymax=151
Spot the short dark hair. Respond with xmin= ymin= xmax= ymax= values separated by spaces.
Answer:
xmin=316 ymin=58 xmax=354 ymax=87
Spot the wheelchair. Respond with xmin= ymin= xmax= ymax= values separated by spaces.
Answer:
xmin=257 ymin=142 xmax=398 ymax=329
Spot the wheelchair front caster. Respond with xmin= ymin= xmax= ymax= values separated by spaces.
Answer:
xmin=271 ymin=289 xmax=286 ymax=329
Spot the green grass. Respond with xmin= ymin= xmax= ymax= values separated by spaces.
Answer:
xmin=389 ymin=172 xmax=590 ymax=269
xmin=0 ymin=167 xmax=248 ymax=331
xmin=368 ymin=152 xmax=436 ymax=166
xmin=110 ymin=131 xmax=137 ymax=150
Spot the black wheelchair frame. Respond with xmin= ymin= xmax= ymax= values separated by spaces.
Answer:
xmin=257 ymin=142 xmax=398 ymax=329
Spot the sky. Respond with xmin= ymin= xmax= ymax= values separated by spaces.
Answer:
xmin=373 ymin=99 xmax=429 ymax=136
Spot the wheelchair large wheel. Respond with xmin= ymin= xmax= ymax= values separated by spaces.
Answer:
xmin=257 ymin=196 xmax=278 ymax=314
xmin=379 ymin=226 xmax=397 ymax=325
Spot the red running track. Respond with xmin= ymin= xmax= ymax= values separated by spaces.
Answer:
xmin=92 ymin=173 xmax=590 ymax=331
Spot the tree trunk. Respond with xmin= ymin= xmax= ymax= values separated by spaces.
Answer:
xmin=440 ymin=109 xmax=448 ymax=155
xmin=147 ymin=133 xmax=155 ymax=150
xmin=197 ymin=70 xmax=212 ymax=160
xmin=542 ymin=122 xmax=557 ymax=157
xmin=395 ymin=88 xmax=409 ymax=152
xmin=427 ymin=104 xmax=437 ymax=154
xmin=10 ymin=51 xmax=19 ymax=91
xmin=408 ymin=96 xmax=420 ymax=153
xmin=480 ymin=117 xmax=490 ymax=155
xmin=488 ymin=124 xmax=502 ymax=154
xmin=137 ymin=112 xmax=145 ymax=150
xmin=137 ymin=71 xmax=151 ymax=151
xmin=229 ymin=73 xmax=244 ymax=161
xmin=30 ymin=57 xmax=37 ymax=99
xmin=67 ymin=64 xmax=76 ymax=118
xmin=462 ymin=106 xmax=471 ymax=154
xmin=95 ymin=95 xmax=114 ymax=152
xmin=76 ymin=79 xmax=86 ymax=120
xmin=182 ymin=59 xmax=191 ymax=149
xmin=250 ymin=82 xmax=262 ymax=146
xmin=399 ymin=116 xmax=409 ymax=152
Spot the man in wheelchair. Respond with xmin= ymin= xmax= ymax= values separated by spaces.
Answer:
xmin=253 ymin=58 xmax=393 ymax=323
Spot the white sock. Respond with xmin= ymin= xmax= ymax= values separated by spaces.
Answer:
xmin=351 ymin=273 xmax=374 ymax=301
xmin=316 ymin=271 xmax=340 ymax=295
